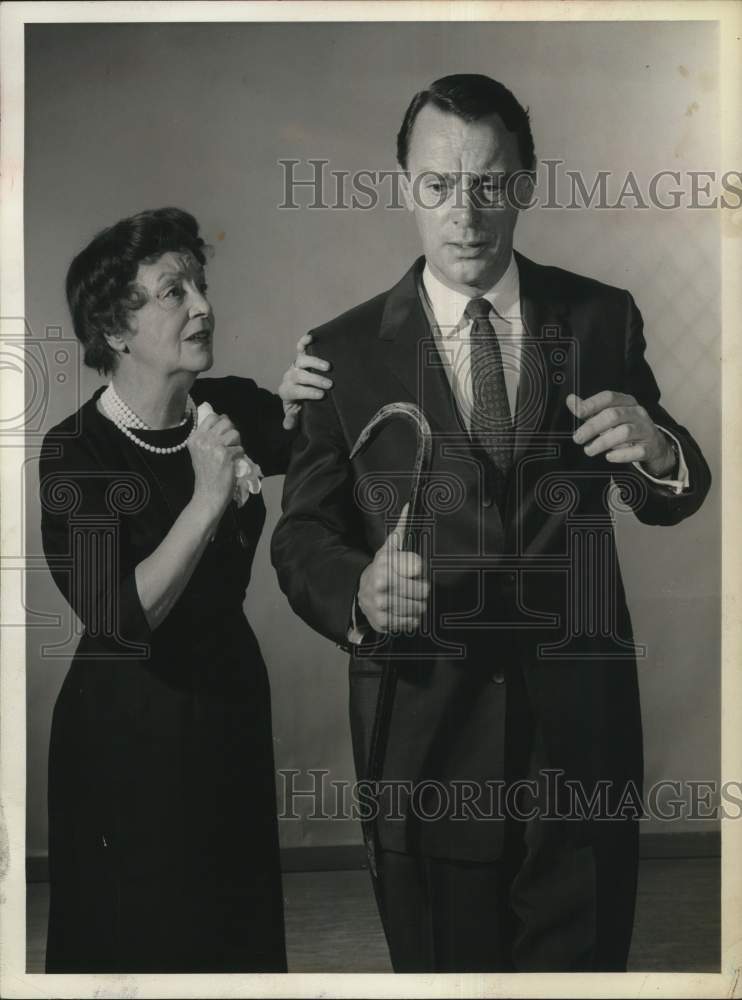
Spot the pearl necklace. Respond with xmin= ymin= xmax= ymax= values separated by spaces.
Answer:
xmin=100 ymin=384 xmax=196 ymax=455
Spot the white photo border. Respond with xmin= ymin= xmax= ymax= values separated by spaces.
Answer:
xmin=1 ymin=2 xmax=740 ymax=998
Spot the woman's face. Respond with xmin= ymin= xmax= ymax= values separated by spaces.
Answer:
xmin=121 ymin=250 xmax=215 ymax=376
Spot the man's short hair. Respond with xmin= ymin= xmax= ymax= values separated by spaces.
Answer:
xmin=396 ymin=73 xmax=536 ymax=173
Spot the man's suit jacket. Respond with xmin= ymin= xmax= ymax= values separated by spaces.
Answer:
xmin=271 ymin=253 xmax=711 ymax=863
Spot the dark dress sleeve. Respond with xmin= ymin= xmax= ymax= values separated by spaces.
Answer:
xmin=39 ymin=426 xmax=152 ymax=654
xmin=190 ymin=376 xmax=298 ymax=477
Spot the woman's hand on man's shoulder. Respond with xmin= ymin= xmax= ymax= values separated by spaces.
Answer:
xmin=278 ymin=333 xmax=333 ymax=430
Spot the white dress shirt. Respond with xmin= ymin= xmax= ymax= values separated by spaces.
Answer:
xmin=348 ymin=257 xmax=689 ymax=645
xmin=421 ymin=257 xmax=690 ymax=494
xmin=422 ymin=255 xmax=522 ymax=427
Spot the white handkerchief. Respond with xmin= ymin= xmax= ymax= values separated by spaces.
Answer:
xmin=195 ymin=401 xmax=263 ymax=507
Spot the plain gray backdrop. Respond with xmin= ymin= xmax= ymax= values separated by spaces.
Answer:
xmin=24 ymin=20 xmax=720 ymax=857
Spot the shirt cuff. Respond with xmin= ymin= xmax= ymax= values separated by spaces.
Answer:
xmin=347 ymin=594 xmax=370 ymax=646
xmin=632 ymin=425 xmax=690 ymax=495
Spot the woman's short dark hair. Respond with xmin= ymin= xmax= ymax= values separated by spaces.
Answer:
xmin=66 ymin=207 xmax=209 ymax=375
xmin=396 ymin=74 xmax=535 ymax=173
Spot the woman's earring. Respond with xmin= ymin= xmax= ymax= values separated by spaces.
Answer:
xmin=122 ymin=345 xmax=130 ymax=354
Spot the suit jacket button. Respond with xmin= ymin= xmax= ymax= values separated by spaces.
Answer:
xmin=491 ymin=671 xmax=505 ymax=684
xmin=483 ymin=494 xmax=494 ymax=509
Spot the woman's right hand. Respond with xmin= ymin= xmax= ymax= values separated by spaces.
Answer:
xmin=187 ymin=411 xmax=244 ymax=521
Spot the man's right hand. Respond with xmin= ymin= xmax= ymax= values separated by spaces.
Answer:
xmin=357 ymin=504 xmax=429 ymax=634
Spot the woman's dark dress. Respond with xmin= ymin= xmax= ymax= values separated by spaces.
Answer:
xmin=39 ymin=377 xmax=293 ymax=973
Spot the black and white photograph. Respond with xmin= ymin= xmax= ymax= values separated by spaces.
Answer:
xmin=0 ymin=2 xmax=740 ymax=997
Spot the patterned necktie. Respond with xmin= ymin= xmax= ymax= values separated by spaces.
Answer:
xmin=465 ymin=297 xmax=513 ymax=491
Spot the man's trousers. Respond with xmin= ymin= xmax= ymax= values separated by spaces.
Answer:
xmin=372 ymin=660 xmax=640 ymax=973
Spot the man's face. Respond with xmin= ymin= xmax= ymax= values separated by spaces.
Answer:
xmin=401 ymin=105 xmax=530 ymax=295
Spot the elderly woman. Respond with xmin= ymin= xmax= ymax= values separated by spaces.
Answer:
xmin=39 ymin=207 xmax=332 ymax=973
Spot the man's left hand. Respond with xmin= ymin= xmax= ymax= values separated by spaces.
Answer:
xmin=567 ymin=391 xmax=675 ymax=478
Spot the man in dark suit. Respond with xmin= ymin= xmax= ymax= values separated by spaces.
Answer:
xmin=271 ymin=75 xmax=710 ymax=972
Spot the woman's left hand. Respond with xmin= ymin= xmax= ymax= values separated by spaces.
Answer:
xmin=279 ymin=333 xmax=334 ymax=430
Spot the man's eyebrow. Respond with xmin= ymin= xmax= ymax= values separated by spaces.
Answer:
xmin=418 ymin=171 xmax=457 ymax=182
xmin=420 ymin=170 xmax=509 ymax=181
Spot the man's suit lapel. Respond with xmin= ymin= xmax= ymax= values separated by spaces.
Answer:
xmin=378 ymin=253 xmax=575 ymax=442
xmin=512 ymin=251 xmax=576 ymax=470
xmin=374 ymin=254 xmax=578 ymax=525
xmin=377 ymin=257 xmax=464 ymax=437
